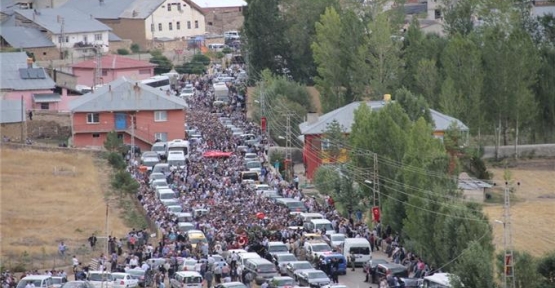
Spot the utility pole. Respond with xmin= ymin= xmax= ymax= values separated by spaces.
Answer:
xmin=130 ymin=113 xmax=136 ymax=160
xmin=20 ymin=95 xmax=26 ymax=143
xmin=59 ymin=16 xmax=65 ymax=60
xmin=373 ymin=152 xmax=379 ymax=208
xmin=103 ymin=203 xmax=109 ymax=277
xmin=502 ymin=182 xmax=517 ymax=288
xmin=93 ymin=45 xmax=102 ymax=88
xmin=285 ymin=113 xmax=292 ymax=180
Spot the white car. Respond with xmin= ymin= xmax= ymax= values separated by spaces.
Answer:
xmin=112 ymin=273 xmax=139 ymax=288
xmin=88 ymin=271 xmax=114 ymax=288
xmin=244 ymin=153 xmax=258 ymax=162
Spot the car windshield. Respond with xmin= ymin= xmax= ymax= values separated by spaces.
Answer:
xmin=125 ymin=270 xmax=144 ymax=277
xmin=183 ymin=88 xmax=194 ymax=94
xmin=152 ymin=145 xmax=165 ymax=152
xmin=89 ymin=274 xmax=112 ymax=281
xmin=143 ymin=159 xmax=159 ymax=167
xmin=246 ymin=162 xmax=261 ymax=169
xmin=112 ymin=275 xmax=125 ymax=280
xmin=269 ymin=245 xmax=288 ymax=253
xmin=60 ymin=283 xmax=88 ymax=288
xmin=315 ymin=223 xmax=334 ymax=231
xmin=274 ymin=279 xmax=294 ymax=286
xmin=183 ymin=277 xmax=202 ymax=284
xmin=278 ymin=255 xmax=296 ymax=262
xmin=312 ymin=244 xmax=331 ymax=252
xmin=159 ymin=193 xmax=175 ymax=200
xmin=190 ymin=237 xmax=207 ymax=244
xmin=257 ymin=186 xmax=270 ymax=191
xmin=349 ymin=247 xmax=370 ymax=255
xmin=308 ymin=271 xmax=328 ymax=279
xmin=52 ymin=279 xmax=64 ymax=284
xmin=331 ymin=235 xmax=345 ymax=242
xmin=294 ymin=262 xmax=313 ymax=270
xmin=17 ymin=280 xmax=43 ymax=288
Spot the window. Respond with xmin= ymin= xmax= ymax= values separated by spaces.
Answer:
xmin=87 ymin=113 xmax=100 ymax=124
xmin=40 ymin=103 xmax=49 ymax=110
xmin=194 ymin=20 xmax=198 ymax=28
xmin=154 ymin=132 xmax=168 ymax=142
xmin=139 ymin=69 xmax=150 ymax=75
xmin=83 ymin=35 xmax=88 ymax=43
xmin=177 ymin=3 xmax=181 ymax=10
xmin=94 ymin=33 xmax=102 ymax=41
xmin=167 ymin=4 xmax=171 ymax=11
xmin=207 ymin=22 xmax=213 ymax=26
xmin=92 ymin=133 xmax=100 ymax=138
xmin=187 ymin=21 xmax=191 ymax=29
xmin=117 ymin=134 xmax=124 ymax=139
xmin=169 ymin=22 xmax=173 ymax=30
xmin=321 ymin=139 xmax=330 ymax=150
xmin=176 ymin=21 xmax=180 ymax=30
xmin=158 ymin=23 xmax=163 ymax=31
xmin=102 ymin=69 xmax=108 ymax=76
xmin=154 ymin=111 xmax=167 ymax=122
xmin=151 ymin=23 xmax=155 ymax=32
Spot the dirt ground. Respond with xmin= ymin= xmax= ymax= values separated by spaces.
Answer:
xmin=484 ymin=159 xmax=555 ymax=257
xmin=0 ymin=148 xmax=129 ymax=266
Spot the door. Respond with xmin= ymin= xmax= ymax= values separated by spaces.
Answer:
xmin=114 ymin=113 xmax=127 ymax=130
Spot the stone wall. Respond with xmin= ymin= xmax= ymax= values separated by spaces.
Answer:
xmin=109 ymin=39 xmax=133 ymax=54
xmin=1 ymin=122 xmax=25 ymax=142
xmin=483 ymin=144 xmax=555 ymax=159
xmin=27 ymin=111 xmax=71 ymax=140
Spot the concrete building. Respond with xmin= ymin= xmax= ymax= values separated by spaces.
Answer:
xmin=191 ymin=0 xmax=246 ymax=34
xmin=72 ymin=55 xmax=156 ymax=87
xmin=0 ymin=99 xmax=26 ymax=142
xmin=69 ymin=78 xmax=187 ymax=150
xmin=62 ymin=0 xmax=206 ymax=50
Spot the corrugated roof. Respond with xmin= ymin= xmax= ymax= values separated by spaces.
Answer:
xmin=0 ymin=52 xmax=56 ymax=91
xmin=69 ymin=77 xmax=188 ymax=112
xmin=191 ymin=0 xmax=246 ymax=8
xmin=0 ymin=26 xmax=55 ymax=48
xmin=33 ymin=93 xmax=61 ymax=103
xmin=109 ymin=32 xmax=122 ymax=42
xmin=62 ymin=0 xmax=165 ymax=20
xmin=16 ymin=7 xmax=111 ymax=34
xmin=72 ymin=55 xmax=156 ymax=70
xmin=0 ymin=99 xmax=25 ymax=123
xmin=532 ymin=6 xmax=555 ymax=17
xmin=299 ymin=101 xmax=469 ymax=135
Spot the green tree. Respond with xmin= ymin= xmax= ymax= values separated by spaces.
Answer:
xmin=107 ymin=152 xmax=126 ymax=170
xmin=314 ymin=165 xmax=342 ymax=196
xmin=280 ymin=0 xmax=337 ymax=84
xmin=414 ymin=59 xmax=440 ymax=107
xmin=533 ymin=48 xmax=555 ymax=143
xmin=442 ymin=0 xmax=478 ymax=36
xmin=496 ymin=251 xmax=542 ymax=288
xmin=243 ymin=0 xmax=286 ymax=81
xmin=104 ymin=131 xmax=123 ymax=152
xmin=357 ymin=11 xmax=403 ymax=98
xmin=439 ymin=77 xmax=464 ymax=119
xmin=537 ymin=251 xmax=555 ymax=287
xmin=312 ymin=7 xmax=350 ymax=112
xmin=111 ymin=170 xmax=140 ymax=195
xmin=394 ymin=88 xmax=433 ymax=124
xmin=149 ymin=51 xmax=172 ymax=74
xmin=322 ymin=120 xmax=347 ymax=163
xmin=130 ymin=43 xmax=140 ymax=54
xmin=450 ymin=240 xmax=496 ymax=288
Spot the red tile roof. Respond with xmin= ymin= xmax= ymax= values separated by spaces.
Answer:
xmin=72 ymin=55 xmax=156 ymax=70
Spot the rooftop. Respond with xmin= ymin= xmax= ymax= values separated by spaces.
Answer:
xmin=15 ymin=7 xmax=112 ymax=34
xmin=190 ymin=0 xmax=247 ymax=9
xmin=72 ymin=55 xmax=156 ymax=70
xmin=299 ymin=101 xmax=469 ymax=135
xmin=62 ymin=0 xmax=164 ymax=20
xmin=0 ymin=25 xmax=55 ymax=48
xmin=0 ymin=52 xmax=56 ymax=91
xmin=69 ymin=77 xmax=187 ymax=112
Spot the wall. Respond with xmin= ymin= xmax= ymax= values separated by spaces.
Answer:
xmin=203 ymin=7 xmax=244 ymax=34
xmin=146 ymin=0 xmax=206 ymax=41
xmin=0 ymin=122 xmax=25 ymax=142
xmin=482 ymin=144 xmax=555 ymax=159
xmin=108 ymin=39 xmax=132 ymax=53
xmin=101 ymin=19 xmax=147 ymax=50
xmin=3 ymin=90 xmax=56 ymax=111
xmin=46 ymin=68 xmax=78 ymax=90
xmin=73 ymin=67 xmax=153 ymax=87
xmin=26 ymin=46 xmax=61 ymax=61
xmin=49 ymin=31 xmax=110 ymax=53
xmin=303 ymin=134 xmax=322 ymax=180
xmin=27 ymin=110 xmax=71 ymax=140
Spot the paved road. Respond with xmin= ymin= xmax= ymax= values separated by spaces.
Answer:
xmin=333 ymin=251 xmax=388 ymax=288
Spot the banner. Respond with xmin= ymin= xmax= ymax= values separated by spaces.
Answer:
xmin=372 ymin=206 xmax=380 ymax=222
xmin=261 ymin=117 xmax=267 ymax=132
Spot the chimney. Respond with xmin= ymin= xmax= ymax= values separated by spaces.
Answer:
xmin=306 ymin=112 xmax=319 ymax=125
xmin=26 ymin=57 xmax=33 ymax=68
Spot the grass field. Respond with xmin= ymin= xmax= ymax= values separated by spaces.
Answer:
xmin=0 ymin=148 xmax=129 ymax=267
xmin=484 ymin=163 xmax=555 ymax=257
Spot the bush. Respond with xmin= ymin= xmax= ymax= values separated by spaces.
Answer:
xmin=130 ymin=43 xmax=140 ymax=53
xmin=192 ymin=54 xmax=211 ymax=66
xmin=117 ymin=48 xmax=130 ymax=55
xmin=111 ymin=170 xmax=139 ymax=195
xmin=222 ymin=47 xmax=233 ymax=54
xmin=107 ymin=152 xmax=126 ymax=170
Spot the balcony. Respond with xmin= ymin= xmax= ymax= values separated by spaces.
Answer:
xmin=73 ymin=123 xmax=156 ymax=145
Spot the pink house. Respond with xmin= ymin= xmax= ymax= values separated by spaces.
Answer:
xmin=69 ymin=78 xmax=187 ymax=150
xmin=0 ymin=52 xmax=64 ymax=112
xmin=72 ymin=55 xmax=156 ymax=87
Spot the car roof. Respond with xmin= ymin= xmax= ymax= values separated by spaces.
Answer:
xmin=379 ymin=263 xmax=407 ymax=269
xmin=310 ymin=219 xmax=331 ymax=223
xmin=271 ymin=276 xmax=294 ymax=280
xmin=175 ymin=271 xmax=202 ymax=277
xmin=21 ymin=276 xmax=52 ymax=280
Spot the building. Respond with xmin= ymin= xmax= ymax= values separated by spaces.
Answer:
xmin=62 ymin=0 xmax=206 ymax=50
xmin=7 ymin=8 xmax=111 ymax=59
xmin=191 ymin=0 xmax=246 ymax=34
xmin=299 ymin=100 xmax=469 ymax=180
xmin=69 ymin=78 xmax=187 ymax=150
xmin=0 ymin=99 xmax=27 ymax=142
xmin=458 ymin=173 xmax=493 ymax=203
xmin=0 ymin=52 xmax=64 ymax=111
xmin=72 ymin=55 xmax=156 ymax=87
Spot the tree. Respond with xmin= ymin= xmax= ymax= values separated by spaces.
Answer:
xmin=439 ymin=77 xmax=464 ymax=119
xmin=450 ymin=240 xmax=496 ymax=288
xmin=130 ymin=43 xmax=140 ymax=54
xmin=149 ymin=51 xmax=172 ymax=74
xmin=414 ymin=59 xmax=440 ymax=107
xmin=442 ymin=0 xmax=478 ymax=36
xmin=104 ymin=131 xmax=123 ymax=152
xmin=111 ymin=170 xmax=140 ymax=196
xmin=314 ymin=165 xmax=342 ymax=196
xmin=394 ymin=88 xmax=433 ymax=124
xmin=243 ymin=0 xmax=286 ymax=81
xmin=312 ymin=7 xmax=350 ymax=112
xmin=537 ymin=251 xmax=555 ymax=287
xmin=496 ymin=251 xmax=542 ymax=288
xmin=533 ymin=48 xmax=555 ymax=143
xmin=280 ymin=0 xmax=337 ymax=84
xmin=322 ymin=120 xmax=347 ymax=163
xmin=357 ymin=11 xmax=403 ymax=98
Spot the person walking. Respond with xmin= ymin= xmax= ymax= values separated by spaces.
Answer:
xmin=204 ymin=269 xmax=213 ymax=288
xmin=58 ymin=242 xmax=67 ymax=258
xmin=88 ymin=234 xmax=97 ymax=251
xmin=350 ymin=251 xmax=356 ymax=272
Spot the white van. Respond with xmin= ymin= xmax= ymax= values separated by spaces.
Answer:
xmin=300 ymin=213 xmax=325 ymax=222
xmin=171 ymin=271 xmax=203 ymax=288
xmin=343 ymin=238 xmax=371 ymax=267
xmin=177 ymin=222 xmax=195 ymax=233
xmin=304 ymin=219 xmax=334 ymax=236
xmin=157 ymin=189 xmax=176 ymax=201
xmin=208 ymin=43 xmax=226 ymax=51
xmin=17 ymin=276 xmax=54 ymax=288
xmin=167 ymin=153 xmax=186 ymax=169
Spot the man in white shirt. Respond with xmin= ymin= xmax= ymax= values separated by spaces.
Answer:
xmin=141 ymin=262 xmax=150 ymax=271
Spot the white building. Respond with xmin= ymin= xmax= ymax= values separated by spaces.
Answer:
xmin=146 ymin=0 xmax=206 ymax=41
xmin=13 ymin=7 xmax=110 ymax=58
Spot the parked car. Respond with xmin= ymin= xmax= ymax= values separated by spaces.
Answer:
xmin=296 ymin=269 xmax=331 ymax=288
xmin=214 ymin=282 xmax=247 ymax=288
xmin=284 ymin=261 xmax=314 ymax=280
xmin=272 ymin=253 xmax=297 ymax=275
xmin=364 ymin=258 xmax=389 ymax=284
xmin=51 ymin=276 xmax=67 ymax=288
xmin=87 ymin=271 xmax=113 ymax=288
xmin=60 ymin=281 xmax=95 ymax=288
xmin=111 ymin=273 xmax=139 ymax=288
xmin=374 ymin=263 xmax=409 ymax=284
xmin=124 ymin=268 xmax=153 ymax=287
xmin=267 ymin=276 xmax=295 ymax=288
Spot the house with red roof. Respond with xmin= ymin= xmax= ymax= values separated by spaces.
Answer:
xmin=72 ymin=55 xmax=156 ymax=87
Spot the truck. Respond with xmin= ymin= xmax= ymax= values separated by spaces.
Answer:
xmin=213 ymin=82 xmax=230 ymax=103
